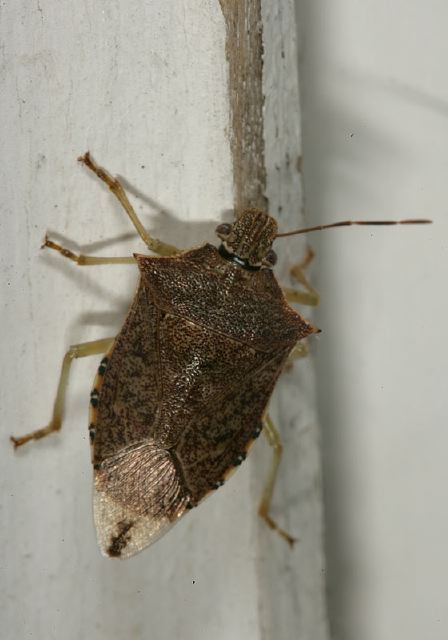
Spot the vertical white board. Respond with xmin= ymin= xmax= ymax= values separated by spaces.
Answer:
xmin=1 ymin=2 xmax=328 ymax=639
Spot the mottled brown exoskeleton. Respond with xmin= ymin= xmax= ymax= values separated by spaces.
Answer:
xmin=11 ymin=153 xmax=431 ymax=558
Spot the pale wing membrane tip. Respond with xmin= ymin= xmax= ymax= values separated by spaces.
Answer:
xmin=93 ymin=441 xmax=189 ymax=558
xmin=93 ymin=487 xmax=182 ymax=559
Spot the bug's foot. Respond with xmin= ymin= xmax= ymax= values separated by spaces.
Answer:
xmin=41 ymin=235 xmax=82 ymax=264
xmin=10 ymin=423 xmax=60 ymax=448
xmin=78 ymin=150 xmax=91 ymax=166
xmin=259 ymin=508 xmax=298 ymax=548
xmin=78 ymin=151 xmax=115 ymax=189
xmin=10 ymin=434 xmax=33 ymax=448
xmin=41 ymin=234 xmax=64 ymax=253
xmin=274 ymin=524 xmax=297 ymax=548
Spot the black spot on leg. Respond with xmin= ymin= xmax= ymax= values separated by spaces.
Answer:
xmin=107 ymin=520 xmax=134 ymax=557
xmin=89 ymin=424 xmax=96 ymax=443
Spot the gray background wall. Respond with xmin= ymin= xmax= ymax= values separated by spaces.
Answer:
xmin=298 ymin=1 xmax=447 ymax=639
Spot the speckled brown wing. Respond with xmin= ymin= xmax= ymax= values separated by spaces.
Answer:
xmin=90 ymin=280 xmax=161 ymax=465
xmin=175 ymin=348 xmax=290 ymax=503
xmin=89 ymin=278 xmax=191 ymax=558
xmin=90 ymin=244 xmax=314 ymax=557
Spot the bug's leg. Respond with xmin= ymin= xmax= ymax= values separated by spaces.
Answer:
xmin=282 ymin=245 xmax=320 ymax=307
xmin=79 ymin=152 xmax=179 ymax=256
xmin=42 ymin=236 xmax=136 ymax=266
xmin=258 ymin=414 xmax=296 ymax=547
xmin=10 ymin=337 xmax=115 ymax=448
xmin=288 ymin=340 xmax=309 ymax=361
xmin=282 ymin=340 xmax=310 ymax=373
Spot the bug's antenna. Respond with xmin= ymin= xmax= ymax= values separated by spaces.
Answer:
xmin=275 ymin=218 xmax=432 ymax=238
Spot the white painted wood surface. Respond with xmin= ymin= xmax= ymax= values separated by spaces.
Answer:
xmin=2 ymin=2 xmax=328 ymax=639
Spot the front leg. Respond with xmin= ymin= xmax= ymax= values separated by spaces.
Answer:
xmin=283 ymin=245 xmax=320 ymax=307
xmin=79 ymin=152 xmax=179 ymax=257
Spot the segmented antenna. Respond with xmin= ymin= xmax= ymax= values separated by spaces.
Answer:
xmin=275 ymin=218 xmax=432 ymax=238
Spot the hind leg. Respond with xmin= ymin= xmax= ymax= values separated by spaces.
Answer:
xmin=258 ymin=414 xmax=296 ymax=547
xmin=11 ymin=337 xmax=115 ymax=448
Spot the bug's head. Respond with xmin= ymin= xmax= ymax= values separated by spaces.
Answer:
xmin=216 ymin=209 xmax=432 ymax=269
xmin=215 ymin=208 xmax=278 ymax=268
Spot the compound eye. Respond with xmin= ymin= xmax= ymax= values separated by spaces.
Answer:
xmin=215 ymin=222 xmax=232 ymax=238
xmin=264 ymin=249 xmax=277 ymax=267
xmin=215 ymin=222 xmax=232 ymax=239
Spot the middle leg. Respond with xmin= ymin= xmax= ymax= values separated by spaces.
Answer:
xmin=42 ymin=236 xmax=136 ymax=265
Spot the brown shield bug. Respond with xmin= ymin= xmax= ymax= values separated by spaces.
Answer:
xmin=10 ymin=153 xmax=431 ymax=558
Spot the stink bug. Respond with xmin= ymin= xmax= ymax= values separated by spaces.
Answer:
xmin=11 ymin=153 xmax=431 ymax=558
